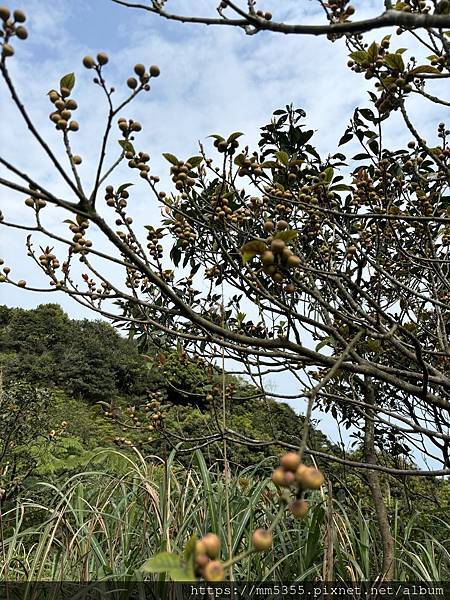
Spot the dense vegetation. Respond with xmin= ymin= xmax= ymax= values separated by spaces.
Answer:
xmin=0 ymin=305 xmax=448 ymax=582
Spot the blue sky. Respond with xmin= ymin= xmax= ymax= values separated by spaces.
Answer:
xmin=0 ymin=1 xmax=444 ymax=462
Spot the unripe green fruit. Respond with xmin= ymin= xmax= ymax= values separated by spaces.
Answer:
xmin=203 ymin=560 xmax=224 ymax=582
xmin=252 ymin=528 xmax=273 ymax=552
xmin=13 ymin=9 xmax=26 ymax=22
xmin=2 ymin=43 xmax=14 ymax=57
xmin=0 ymin=275 xmax=6 ymax=282
xmin=280 ymin=452 xmax=301 ymax=472
xmin=0 ymin=7 xmax=10 ymax=20
xmin=127 ymin=77 xmax=138 ymax=89
xmin=97 ymin=52 xmax=109 ymax=65
xmin=134 ymin=63 xmax=146 ymax=76
xmin=270 ymin=238 xmax=286 ymax=254
xmin=15 ymin=25 xmax=27 ymax=39
xmin=202 ymin=533 xmax=221 ymax=559
xmin=286 ymin=255 xmax=301 ymax=268
xmin=290 ymin=499 xmax=308 ymax=519
xmin=83 ymin=55 xmax=95 ymax=69
xmin=272 ymin=272 xmax=284 ymax=283
xmin=149 ymin=64 xmax=160 ymax=77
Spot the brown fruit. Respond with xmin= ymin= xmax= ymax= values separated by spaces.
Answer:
xmin=15 ymin=26 xmax=28 ymax=40
xmin=263 ymin=220 xmax=275 ymax=232
xmin=149 ymin=64 xmax=160 ymax=77
xmin=270 ymin=239 xmax=286 ymax=254
xmin=97 ymin=52 xmax=109 ymax=65
xmin=261 ymin=250 xmax=275 ymax=266
xmin=2 ymin=43 xmax=14 ymax=57
xmin=285 ymin=283 xmax=296 ymax=294
xmin=13 ymin=9 xmax=26 ymax=22
xmin=127 ymin=77 xmax=138 ymax=89
xmin=252 ymin=528 xmax=273 ymax=552
xmin=69 ymin=121 xmax=79 ymax=132
xmin=276 ymin=220 xmax=289 ymax=231
xmin=271 ymin=467 xmax=286 ymax=487
xmin=195 ymin=553 xmax=209 ymax=569
xmin=289 ymin=499 xmax=309 ymax=519
xmin=0 ymin=7 xmax=10 ymax=21
xmin=280 ymin=452 xmax=301 ymax=472
xmin=296 ymin=466 xmax=324 ymax=490
xmin=202 ymin=533 xmax=221 ymax=559
xmin=66 ymin=99 xmax=78 ymax=110
xmin=83 ymin=55 xmax=95 ymax=69
xmin=134 ymin=63 xmax=146 ymax=76
xmin=203 ymin=560 xmax=225 ymax=582
xmin=286 ymin=255 xmax=301 ymax=268
xmin=17 ymin=280 xmax=26 ymax=287
xmin=195 ymin=539 xmax=207 ymax=555
xmin=72 ymin=155 xmax=82 ymax=165
xmin=272 ymin=272 xmax=284 ymax=283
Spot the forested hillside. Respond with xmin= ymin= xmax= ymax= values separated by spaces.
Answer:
xmin=0 ymin=303 xmax=332 ymax=499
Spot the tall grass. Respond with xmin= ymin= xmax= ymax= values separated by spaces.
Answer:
xmin=1 ymin=449 xmax=448 ymax=582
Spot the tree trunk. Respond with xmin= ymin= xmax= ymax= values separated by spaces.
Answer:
xmin=363 ymin=376 xmax=395 ymax=580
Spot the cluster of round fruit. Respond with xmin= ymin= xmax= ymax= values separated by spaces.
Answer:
xmin=126 ymin=63 xmax=160 ymax=91
xmin=327 ymin=0 xmax=355 ymax=19
xmin=170 ymin=162 xmax=196 ymax=191
xmin=38 ymin=247 xmax=60 ymax=273
xmin=213 ymin=137 xmax=240 ymax=156
xmin=272 ymin=453 xmax=324 ymax=518
xmin=0 ymin=259 xmax=10 ymax=283
xmin=47 ymin=87 xmax=79 ymax=133
xmin=194 ymin=534 xmax=223 ymax=580
xmin=0 ymin=6 xmax=27 ymax=58
xmin=260 ymin=237 xmax=301 ymax=283
xmin=126 ymin=150 xmax=151 ymax=179
xmin=24 ymin=196 xmax=46 ymax=210
xmin=170 ymin=213 xmax=197 ymax=248
xmin=67 ymin=219 xmax=92 ymax=254
xmin=118 ymin=117 xmax=142 ymax=136
xmin=82 ymin=52 xmax=109 ymax=70
xmin=145 ymin=225 xmax=165 ymax=259
xmin=237 ymin=157 xmax=264 ymax=179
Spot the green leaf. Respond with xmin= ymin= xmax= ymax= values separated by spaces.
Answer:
xmin=167 ymin=568 xmax=195 ymax=582
xmin=119 ymin=140 xmax=135 ymax=154
xmin=234 ymin=154 xmax=245 ymax=167
xmin=409 ymin=65 xmax=441 ymax=76
xmin=323 ymin=166 xmax=334 ymax=184
xmin=208 ymin=134 xmax=225 ymax=141
xmin=384 ymin=53 xmax=404 ymax=72
xmin=117 ymin=183 xmax=133 ymax=194
xmin=162 ymin=153 xmax=179 ymax=165
xmin=367 ymin=42 xmax=378 ymax=62
xmin=316 ymin=337 xmax=332 ymax=352
xmin=338 ymin=132 xmax=353 ymax=146
xmin=240 ymin=240 xmax=267 ymax=264
xmin=227 ymin=131 xmax=243 ymax=142
xmin=349 ymin=50 xmax=369 ymax=65
xmin=331 ymin=184 xmax=353 ymax=192
xmin=187 ymin=156 xmax=203 ymax=168
xmin=275 ymin=151 xmax=289 ymax=166
xmin=60 ymin=73 xmax=75 ymax=92
xmin=273 ymin=230 xmax=298 ymax=243
xmin=183 ymin=534 xmax=198 ymax=564
xmin=141 ymin=552 xmax=181 ymax=574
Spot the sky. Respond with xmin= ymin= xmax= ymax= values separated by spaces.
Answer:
xmin=0 ymin=0 xmax=445 ymax=461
